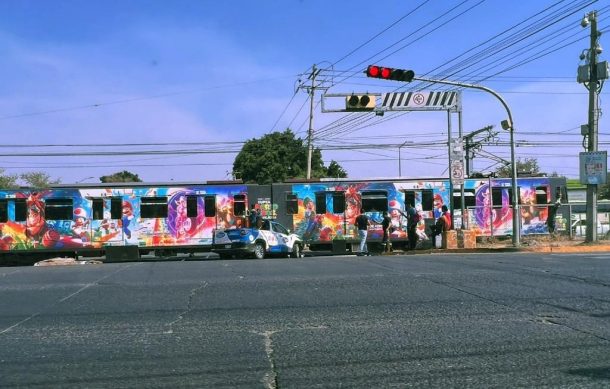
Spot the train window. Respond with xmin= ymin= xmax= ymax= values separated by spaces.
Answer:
xmin=315 ymin=192 xmax=327 ymax=214
xmin=404 ymin=191 xmax=416 ymax=208
xmin=361 ymin=191 xmax=388 ymax=212
xmin=233 ymin=194 xmax=246 ymax=216
xmin=141 ymin=197 xmax=168 ymax=218
xmin=491 ymin=187 xmax=503 ymax=207
xmin=0 ymin=200 xmax=7 ymax=222
xmin=92 ymin=199 xmax=104 ymax=220
xmin=507 ymin=187 xmax=522 ymax=206
xmin=286 ymin=193 xmax=298 ymax=215
xmin=204 ymin=196 xmax=216 ymax=217
xmin=110 ymin=198 xmax=122 ymax=220
xmin=422 ymin=190 xmax=433 ymax=211
xmin=453 ymin=189 xmax=476 ymax=208
xmin=187 ymin=195 xmax=198 ymax=218
xmin=535 ymin=186 xmax=548 ymax=204
xmin=14 ymin=199 xmax=26 ymax=222
xmin=45 ymin=198 xmax=73 ymax=220
xmin=333 ymin=192 xmax=345 ymax=214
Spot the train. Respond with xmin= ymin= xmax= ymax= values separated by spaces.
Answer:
xmin=0 ymin=176 xmax=567 ymax=262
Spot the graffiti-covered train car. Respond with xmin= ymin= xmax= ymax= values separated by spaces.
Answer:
xmin=0 ymin=176 xmax=567 ymax=261
xmin=0 ymin=182 xmax=248 ymax=260
xmin=269 ymin=176 xmax=567 ymax=248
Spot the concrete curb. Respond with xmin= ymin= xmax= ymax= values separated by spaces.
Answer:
xmin=304 ymin=244 xmax=610 ymax=256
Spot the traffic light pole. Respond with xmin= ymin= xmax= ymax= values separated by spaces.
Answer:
xmin=413 ymin=76 xmax=520 ymax=247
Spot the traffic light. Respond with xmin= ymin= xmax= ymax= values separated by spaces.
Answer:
xmin=366 ymin=65 xmax=415 ymax=82
xmin=345 ymin=94 xmax=375 ymax=111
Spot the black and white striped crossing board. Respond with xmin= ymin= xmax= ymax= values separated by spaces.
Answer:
xmin=381 ymin=91 xmax=461 ymax=112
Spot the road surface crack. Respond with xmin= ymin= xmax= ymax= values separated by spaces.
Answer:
xmin=254 ymin=330 xmax=280 ymax=389
xmin=164 ymin=281 xmax=208 ymax=334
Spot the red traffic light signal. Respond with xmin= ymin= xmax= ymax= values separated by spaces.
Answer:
xmin=366 ymin=65 xmax=414 ymax=82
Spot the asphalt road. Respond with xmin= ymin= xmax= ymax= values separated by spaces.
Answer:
xmin=1 ymin=252 xmax=609 ymax=388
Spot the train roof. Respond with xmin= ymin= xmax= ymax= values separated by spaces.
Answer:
xmin=1 ymin=175 xmax=566 ymax=191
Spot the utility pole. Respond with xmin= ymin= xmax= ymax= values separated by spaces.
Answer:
xmin=578 ymin=11 xmax=608 ymax=242
xmin=306 ymin=64 xmax=317 ymax=180
xmin=586 ymin=12 xmax=599 ymax=243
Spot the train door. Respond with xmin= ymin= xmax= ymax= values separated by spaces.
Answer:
xmin=232 ymin=194 xmax=247 ymax=228
xmin=403 ymin=189 xmax=435 ymax=233
xmin=313 ymin=191 xmax=348 ymax=240
xmin=90 ymin=197 xmax=123 ymax=243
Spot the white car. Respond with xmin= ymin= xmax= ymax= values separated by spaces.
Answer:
xmin=212 ymin=219 xmax=303 ymax=259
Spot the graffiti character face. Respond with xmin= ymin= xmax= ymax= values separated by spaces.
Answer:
xmin=122 ymin=201 xmax=133 ymax=217
xmin=26 ymin=195 xmax=46 ymax=238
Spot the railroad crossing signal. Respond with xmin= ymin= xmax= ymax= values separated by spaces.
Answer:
xmin=366 ymin=65 xmax=415 ymax=82
xmin=345 ymin=94 xmax=375 ymax=111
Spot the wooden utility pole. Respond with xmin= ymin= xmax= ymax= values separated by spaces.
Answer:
xmin=306 ymin=64 xmax=317 ymax=180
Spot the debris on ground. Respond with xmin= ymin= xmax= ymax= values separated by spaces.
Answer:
xmin=34 ymin=257 xmax=103 ymax=266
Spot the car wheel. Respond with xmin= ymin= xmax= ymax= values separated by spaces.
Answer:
xmin=253 ymin=242 xmax=265 ymax=259
xmin=291 ymin=244 xmax=301 ymax=259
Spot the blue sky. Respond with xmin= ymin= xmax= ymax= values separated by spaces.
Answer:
xmin=0 ymin=0 xmax=608 ymax=183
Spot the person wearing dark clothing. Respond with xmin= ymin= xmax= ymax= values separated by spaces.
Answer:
xmin=406 ymin=203 xmax=420 ymax=250
xmin=248 ymin=204 xmax=260 ymax=228
xmin=547 ymin=200 xmax=561 ymax=234
xmin=355 ymin=209 xmax=370 ymax=255
xmin=381 ymin=211 xmax=392 ymax=252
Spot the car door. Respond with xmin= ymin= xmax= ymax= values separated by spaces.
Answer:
xmin=270 ymin=222 xmax=292 ymax=254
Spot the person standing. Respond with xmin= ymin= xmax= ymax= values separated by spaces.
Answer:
xmin=248 ymin=204 xmax=260 ymax=228
xmin=547 ymin=199 xmax=561 ymax=234
xmin=406 ymin=203 xmax=420 ymax=250
xmin=381 ymin=211 xmax=392 ymax=252
xmin=441 ymin=205 xmax=452 ymax=230
xmin=355 ymin=209 xmax=370 ymax=256
xmin=431 ymin=209 xmax=448 ymax=248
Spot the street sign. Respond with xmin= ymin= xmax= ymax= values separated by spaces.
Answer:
xmin=579 ymin=151 xmax=607 ymax=184
xmin=381 ymin=91 xmax=460 ymax=112
xmin=450 ymin=138 xmax=464 ymax=160
xmin=451 ymin=160 xmax=464 ymax=184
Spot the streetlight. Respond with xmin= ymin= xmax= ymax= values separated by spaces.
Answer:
xmin=76 ymin=176 xmax=95 ymax=184
xmin=398 ymin=140 xmax=413 ymax=177
xmin=416 ymin=77 xmax=519 ymax=247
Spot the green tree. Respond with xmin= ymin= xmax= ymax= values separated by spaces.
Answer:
xmin=20 ymin=172 xmax=61 ymax=188
xmin=0 ymin=169 xmax=19 ymax=189
xmin=233 ymin=129 xmax=346 ymax=184
xmin=326 ymin=160 xmax=348 ymax=178
xmin=494 ymin=157 xmax=540 ymax=178
xmin=0 ymin=169 xmax=61 ymax=188
xmin=100 ymin=170 xmax=142 ymax=183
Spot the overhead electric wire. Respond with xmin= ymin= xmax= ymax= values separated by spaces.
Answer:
xmin=330 ymin=0 xmax=431 ymax=67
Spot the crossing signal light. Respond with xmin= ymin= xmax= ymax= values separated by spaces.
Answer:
xmin=366 ymin=65 xmax=415 ymax=82
xmin=346 ymin=94 xmax=375 ymax=111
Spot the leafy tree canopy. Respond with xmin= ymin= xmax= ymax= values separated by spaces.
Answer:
xmin=100 ymin=170 xmax=142 ymax=183
xmin=494 ymin=157 xmax=541 ymax=178
xmin=0 ymin=169 xmax=61 ymax=189
xmin=233 ymin=129 xmax=347 ymax=184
